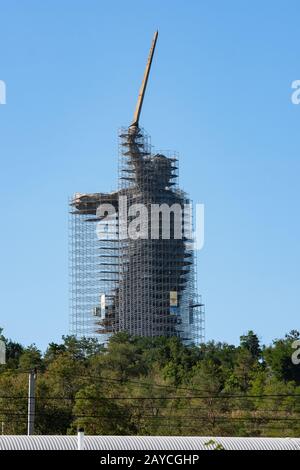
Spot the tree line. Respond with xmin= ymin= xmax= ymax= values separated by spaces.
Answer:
xmin=0 ymin=328 xmax=300 ymax=436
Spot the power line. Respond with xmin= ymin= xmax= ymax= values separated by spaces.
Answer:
xmin=7 ymin=369 xmax=299 ymax=401
xmin=3 ymin=369 xmax=300 ymax=401
xmin=0 ymin=368 xmax=226 ymax=396
xmin=2 ymin=404 xmax=300 ymax=414
xmin=1 ymin=393 xmax=300 ymax=401
xmin=0 ymin=412 xmax=300 ymax=426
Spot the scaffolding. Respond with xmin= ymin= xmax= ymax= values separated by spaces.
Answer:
xmin=69 ymin=31 xmax=204 ymax=345
xmin=69 ymin=127 xmax=204 ymax=344
xmin=69 ymin=191 xmax=119 ymax=340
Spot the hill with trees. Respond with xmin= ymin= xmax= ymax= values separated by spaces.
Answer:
xmin=0 ymin=329 xmax=299 ymax=436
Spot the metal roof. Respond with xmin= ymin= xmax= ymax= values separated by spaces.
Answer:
xmin=0 ymin=436 xmax=300 ymax=451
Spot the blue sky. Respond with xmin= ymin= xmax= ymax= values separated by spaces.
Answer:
xmin=0 ymin=0 xmax=299 ymax=351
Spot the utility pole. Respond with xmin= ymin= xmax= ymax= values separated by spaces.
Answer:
xmin=0 ymin=340 xmax=6 ymax=365
xmin=27 ymin=368 xmax=37 ymax=435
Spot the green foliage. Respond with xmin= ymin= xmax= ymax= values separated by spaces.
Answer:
xmin=4 ymin=341 xmax=24 ymax=368
xmin=0 ymin=327 xmax=299 ymax=437
xmin=204 ymin=439 xmax=225 ymax=450
xmin=263 ymin=331 xmax=300 ymax=383
xmin=18 ymin=345 xmax=42 ymax=371
xmin=72 ymin=384 xmax=133 ymax=435
xmin=240 ymin=331 xmax=261 ymax=359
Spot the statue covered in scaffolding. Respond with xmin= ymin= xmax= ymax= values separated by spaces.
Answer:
xmin=70 ymin=32 xmax=204 ymax=344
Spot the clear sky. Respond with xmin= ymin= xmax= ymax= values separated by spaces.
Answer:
xmin=0 ymin=0 xmax=299 ymax=351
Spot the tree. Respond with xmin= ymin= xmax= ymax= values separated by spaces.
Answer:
xmin=0 ymin=329 xmax=300 ymax=437
xmin=263 ymin=331 xmax=300 ymax=384
xmin=43 ymin=342 xmax=66 ymax=366
xmin=0 ymin=371 xmax=27 ymax=434
xmin=62 ymin=335 xmax=103 ymax=361
xmin=90 ymin=335 xmax=148 ymax=381
xmin=240 ymin=331 xmax=261 ymax=359
xmin=18 ymin=345 xmax=42 ymax=370
xmin=72 ymin=384 xmax=133 ymax=435
xmin=3 ymin=340 xmax=24 ymax=369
